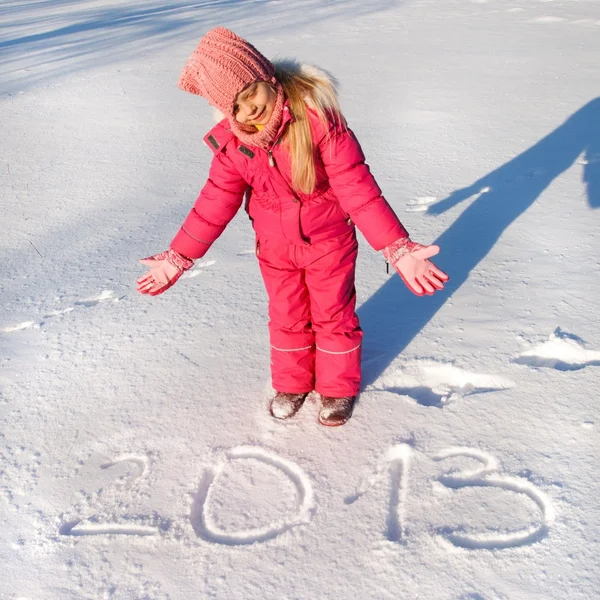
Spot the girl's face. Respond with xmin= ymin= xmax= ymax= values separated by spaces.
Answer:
xmin=233 ymin=81 xmax=277 ymax=126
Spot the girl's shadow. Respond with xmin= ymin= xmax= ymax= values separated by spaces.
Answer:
xmin=359 ymin=97 xmax=600 ymax=387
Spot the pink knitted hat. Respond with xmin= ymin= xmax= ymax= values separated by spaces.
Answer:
xmin=178 ymin=27 xmax=276 ymax=116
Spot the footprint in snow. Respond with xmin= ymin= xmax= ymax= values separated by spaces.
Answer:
xmin=408 ymin=189 xmax=491 ymax=214
xmin=1 ymin=290 xmax=120 ymax=333
xmin=0 ymin=321 xmax=37 ymax=333
xmin=180 ymin=259 xmax=216 ymax=279
xmin=528 ymin=15 xmax=600 ymax=27
xmin=372 ymin=359 xmax=515 ymax=407
xmin=0 ymin=445 xmax=42 ymax=509
xmin=406 ymin=196 xmax=438 ymax=213
xmin=73 ymin=289 xmax=120 ymax=307
xmin=578 ymin=153 xmax=600 ymax=166
xmin=531 ymin=16 xmax=565 ymax=24
xmin=42 ymin=307 xmax=75 ymax=319
xmin=513 ymin=328 xmax=600 ymax=371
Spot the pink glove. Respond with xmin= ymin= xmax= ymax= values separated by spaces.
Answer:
xmin=383 ymin=238 xmax=449 ymax=296
xmin=136 ymin=249 xmax=194 ymax=296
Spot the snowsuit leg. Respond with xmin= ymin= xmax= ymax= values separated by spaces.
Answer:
xmin=257 ymin=230 xmax=362 ymax=397
xmin=303 ymin=230 xmax=362 ymax=397
xmin=257 ymin=237 xmax=315 ymax=394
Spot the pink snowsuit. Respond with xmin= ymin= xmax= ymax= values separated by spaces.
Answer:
xmin=170 ymin=103 xmax=408 ymax=397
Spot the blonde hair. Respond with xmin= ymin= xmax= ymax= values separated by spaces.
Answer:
xmin=273 ymin=61 xmax=345 ymax=194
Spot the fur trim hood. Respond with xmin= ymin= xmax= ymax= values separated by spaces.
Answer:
xmin=274 ymin=60 xmax=340 ymax=110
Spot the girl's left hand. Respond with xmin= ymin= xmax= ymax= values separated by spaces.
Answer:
xmin=383 ymin=238 xmax=449 ymax=296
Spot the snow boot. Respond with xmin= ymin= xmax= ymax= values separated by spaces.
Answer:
xmin=318 ymin=396 xmax=355 ymax=427
xmin=270 ymin=392 xmax=309 ymax=420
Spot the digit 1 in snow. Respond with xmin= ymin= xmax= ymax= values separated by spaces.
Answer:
xmin=346 ymin=444 xmax=412 ymax=543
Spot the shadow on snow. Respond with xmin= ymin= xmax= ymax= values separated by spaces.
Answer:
xmin=358 ymin=97 xmax=600 ymax=387
xmin=0 ymin=0 xmax=400 ymax=94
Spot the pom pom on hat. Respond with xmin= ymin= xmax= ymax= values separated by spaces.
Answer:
xmin=178 ymin=27 xmax=275 ymax=116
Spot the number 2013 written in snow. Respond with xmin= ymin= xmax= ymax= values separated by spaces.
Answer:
xmin=59 ymin=445 xmax=555 ymax=550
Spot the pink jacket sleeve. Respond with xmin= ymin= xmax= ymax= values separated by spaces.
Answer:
xmin=318 ymin=122 xmax=409 ymax=250
xmin=170 ymin=152 xmax=248 ymax=259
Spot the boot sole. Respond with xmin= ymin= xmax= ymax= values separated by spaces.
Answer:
xmin=318 ymin=410 xmax=353 ymax=427
xmin=318 ymin=416 xmax=350 ymax=427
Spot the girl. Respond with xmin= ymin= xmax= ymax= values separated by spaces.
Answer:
xmin=137 ymin=27 xmax=448 ymax=426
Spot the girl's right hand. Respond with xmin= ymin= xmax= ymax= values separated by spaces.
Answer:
xmin=136 ymin=249 xmax=194 ymax=296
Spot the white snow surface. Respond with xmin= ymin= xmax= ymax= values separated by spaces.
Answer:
xmin=1 ymin=0 xmax=600 ymax=598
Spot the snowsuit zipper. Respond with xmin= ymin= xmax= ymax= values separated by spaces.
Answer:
xmin=267 ymin=126 xmax=286 ymax=168
xmin=265 ymin=124 xmax=300 ymax=205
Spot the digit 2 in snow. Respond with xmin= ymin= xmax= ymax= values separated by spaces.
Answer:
xmin=59 ymin=455 xmax=171 ymax=537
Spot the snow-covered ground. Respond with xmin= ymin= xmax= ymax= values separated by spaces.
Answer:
xmin=1 ymin=0 xmax=599 ymax=598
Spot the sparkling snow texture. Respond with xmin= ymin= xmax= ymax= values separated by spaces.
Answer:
xmin=1 ymin=0 xmax=599 ymax=598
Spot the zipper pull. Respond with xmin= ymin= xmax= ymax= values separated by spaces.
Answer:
xmin=268 ymin=151 xmax=275 ymax=167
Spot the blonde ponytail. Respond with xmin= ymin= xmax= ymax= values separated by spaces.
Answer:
xmin=273 ymin=61 xmax=345 ymax=194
